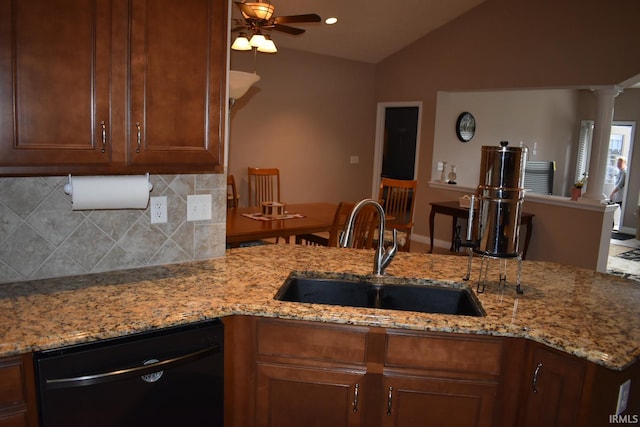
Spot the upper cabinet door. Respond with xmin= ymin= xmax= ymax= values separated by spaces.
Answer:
xmin=128 ymin=0 xmax=226 ymax=171
xmin=0 ymin=0 xmax=112 ymax=169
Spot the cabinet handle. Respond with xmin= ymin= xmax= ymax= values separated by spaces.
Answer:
xmin=532 ymin=362 xmax=543 ymax=393
xmin=386 ymin=386 xmax=393 ymax=416
xmin=100 ymin=121 xmax=107 ymax=153
xmin=136 ymin=122 xmax=142 ymax=153
xmin=352 ymin=383 xmax=359 ymax=413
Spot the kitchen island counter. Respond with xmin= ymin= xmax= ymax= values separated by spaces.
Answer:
xmin=1 ymin=245 xmax=639 ymax=370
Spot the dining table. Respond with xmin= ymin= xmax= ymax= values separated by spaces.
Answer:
xmin=226 ymin=202 xmax=338 ymax=247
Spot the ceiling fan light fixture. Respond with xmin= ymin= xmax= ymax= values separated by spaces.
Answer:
xmin=249 ymin=32 xmax=266 ymax=48
xmin=231 ymin=33 xmax=252 ymax=51
xmin=257 ymin=36 xmax=277 ymax=53
xmin=243 ymin=1 xmax=275 ymax=21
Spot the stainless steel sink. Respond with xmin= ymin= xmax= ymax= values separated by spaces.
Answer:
xmin=274 ymin=272 xmax=485 ymax=317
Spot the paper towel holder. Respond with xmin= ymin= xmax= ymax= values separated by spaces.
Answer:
xmin=63 ymin=173 xmax=153 ymax=195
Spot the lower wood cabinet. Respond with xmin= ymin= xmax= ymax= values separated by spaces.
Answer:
xmin=381 ymin=375 xmax=497 ymax=427
xmin=520 ymin=344 xmax=586 ymax=427
xmin=0 ymin=354 xmax=37 ymax=427
xmin=255 ymin=364 xmax=499 ymax=427
xmin=244 ymin=318 xmax=506 ymax=427
xmin=517 ymin=342 xmax=640 ymax=427
xmin=381 ymin=329 xmax=503 ymax=427
xmin=224 ymin=316 xmax=640 ymax=427
xmin=256 ymin=363 xmax=365 ymax=427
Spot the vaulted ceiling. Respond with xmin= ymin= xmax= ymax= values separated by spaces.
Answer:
xmin=230 ymin=0 xmax=486 ymax=64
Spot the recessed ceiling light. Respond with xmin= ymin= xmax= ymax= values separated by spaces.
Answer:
xmin=325 ymin=17 xmax=337 ymax=25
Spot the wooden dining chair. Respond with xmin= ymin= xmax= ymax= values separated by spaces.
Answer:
xmin=296 ymin=201 xmax=379 ymax=249
xmin=248 ymin=167 xmax=288 ymax=242
xmin=378 ymin=177 xmax=417 ymax=251
xmin=248 ymin=167 xmax=281 ymax=208
xmin=227 ymin=174 xmax=239 ymax=208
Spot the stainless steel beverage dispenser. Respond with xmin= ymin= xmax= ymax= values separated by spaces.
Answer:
xmin=461 ymin=141 xmax=528 ymax=294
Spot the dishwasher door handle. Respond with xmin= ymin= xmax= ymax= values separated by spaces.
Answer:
xmin=45 ymin=343 xmax=221 ymax=389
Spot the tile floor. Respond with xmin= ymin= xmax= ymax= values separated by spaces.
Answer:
xmin=608 ymin=237 xmax=640 ymax=276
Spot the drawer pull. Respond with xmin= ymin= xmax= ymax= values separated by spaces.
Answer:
xmin=352 ymin=383 xmax=359 ymax=413
xmin=136 ymin=122 xmax=142 ymax=153
xmin=45 ymin=344 xmax=220 ymax=389
xmin=532 ymin=362 xmax=543 ymax=393
xmin=100 ymin=121 xmax=106 ymax=153
xmin=386 ymin=386 xmax=393 ymax=416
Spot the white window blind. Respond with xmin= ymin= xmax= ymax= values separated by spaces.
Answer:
xmin=575 ymin=120 xmax=594 ymax=184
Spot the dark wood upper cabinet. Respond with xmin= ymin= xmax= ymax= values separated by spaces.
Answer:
xmin=128 ymin=0 xmax=225 ymax=169
xmin=0 ymin=0 xmax=227 ymax=176
xmin=0 ymin=0 xmax=112 ymax=170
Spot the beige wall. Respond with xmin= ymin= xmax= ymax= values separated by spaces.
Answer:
xmin=229 ymin=49 xmax=376 ymax=206
xmin=433 ymin=89 xmax=580 ymax=195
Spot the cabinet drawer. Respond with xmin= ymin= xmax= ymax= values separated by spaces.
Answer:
xmin=257 ymin=319 xmax=368 ymax=365
xmin=385 ymin=331 xmax=504 ymax=376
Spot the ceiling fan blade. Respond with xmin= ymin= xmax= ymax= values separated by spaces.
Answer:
xmin=274 ymin=14 xmax=321 ymax=24
xmin=231 ymin=25 xmax=249 ymax=33
xmin=273 ymin=23 xmax=305 ymax=35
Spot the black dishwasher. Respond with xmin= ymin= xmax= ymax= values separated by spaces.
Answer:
xmin=34 ymin=319 xmax=223 ymax=427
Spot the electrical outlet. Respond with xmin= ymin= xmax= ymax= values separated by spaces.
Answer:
xmin=616 ymin=379 xmax=631 ymax=415
xmin=150 ymin=196 xmax=168 ymax=224
xmin=187 ymin=194 xmax=212 ymax=221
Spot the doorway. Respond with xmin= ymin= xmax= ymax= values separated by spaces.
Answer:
xmin=372 ymin=102 xmax=422 ymax=197
xmin=577 ymin=120 xmax=636 ymax=232
xmin=605 ymin=122 xmax=635 ymax=231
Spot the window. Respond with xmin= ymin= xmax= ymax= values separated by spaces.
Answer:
xmin=575 ymin=120 xmax=594 ymax=184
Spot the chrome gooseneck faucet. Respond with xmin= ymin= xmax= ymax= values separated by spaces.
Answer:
xmin=339 ymin=199 xmax=398 ymax=276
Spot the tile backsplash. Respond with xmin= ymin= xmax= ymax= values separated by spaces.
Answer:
xmin=0 ymin=173 xmax=226 ymax=284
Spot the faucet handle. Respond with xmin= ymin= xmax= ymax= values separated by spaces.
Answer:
xmin=380 ymin=229 xmax=398 ymax=272
xmin=388 ymin=228 xmax=398 ymax=254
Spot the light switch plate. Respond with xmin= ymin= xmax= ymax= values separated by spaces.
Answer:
xmin=187 ymin=194 xmax=212 ymax=221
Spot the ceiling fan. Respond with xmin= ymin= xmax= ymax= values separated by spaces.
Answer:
xmin=231 ymin=1 xmax=321 ymax=52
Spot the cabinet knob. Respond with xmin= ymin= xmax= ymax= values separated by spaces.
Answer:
xmin=532 ymin=362 xmax=543 ymax=393
xmin=386 ymin=386 xmax=393 ymax=416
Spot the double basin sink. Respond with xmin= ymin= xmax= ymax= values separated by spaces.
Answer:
xmin=274 ymin=271 xmax=485 ymax=317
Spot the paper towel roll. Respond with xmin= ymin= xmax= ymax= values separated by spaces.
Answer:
xmin=67 ymin=175 xmax=152 ymax=210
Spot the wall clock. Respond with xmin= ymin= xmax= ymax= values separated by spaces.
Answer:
xmin=455 ymin=112 xmax=476 ymax=142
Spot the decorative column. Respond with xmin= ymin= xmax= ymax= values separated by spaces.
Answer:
xmin=582 ymin=86 xmax=622 ymax=202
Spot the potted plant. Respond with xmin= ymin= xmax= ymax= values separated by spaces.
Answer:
xmin=571 ymin=173 xmax=588 ymax=200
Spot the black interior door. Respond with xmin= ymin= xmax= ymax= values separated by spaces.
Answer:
xmin=381 ymin=107 xmax=419 ymax=180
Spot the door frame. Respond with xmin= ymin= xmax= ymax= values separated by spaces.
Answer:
xmin=372 ymin=101 xmax=423 ymax=197
xmin=610 ymin=121 xmax=636 ymax=233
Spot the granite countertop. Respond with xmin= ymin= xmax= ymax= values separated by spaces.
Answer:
xmin=1 ymin=245 xmax=639 ymax=370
